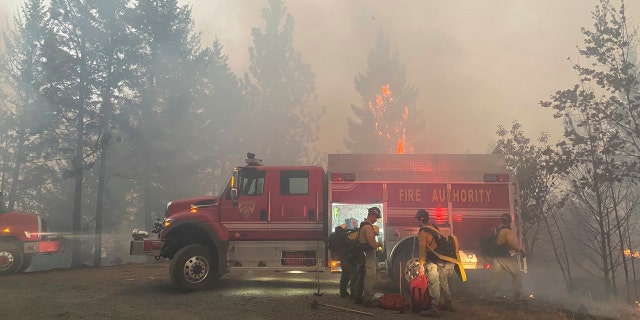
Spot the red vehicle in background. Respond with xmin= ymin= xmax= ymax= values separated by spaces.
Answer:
xmin=0 ymin=211 xmax=65 ymax=275
xmin=130 ymin=153 xmax=524 ymax=292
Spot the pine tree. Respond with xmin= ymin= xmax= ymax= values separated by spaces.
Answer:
xmin=87 ymin=0 xmax=138 ymax=266
xmin=345 ymin=29 xmax=423 ymax=154
xmin=0 ymin=0 xmax=56 ymax=212
xmin=243 ymin=0 xmax=322 ymax=165
xmin=44 ymin=0 xmax=106 ymax=267
xmin=129 ymin=0 xmax=211 ymax=229
xmin=195 ymin=38 xmax=246 ymax=193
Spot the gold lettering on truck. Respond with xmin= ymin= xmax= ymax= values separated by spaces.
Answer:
xmin=431 ymin=188 xmax=493 ymax=203
xmin=399 ymin=188 xmax=422 ymax=202
xmin=432 ymin=189 xmax=446 ymax=202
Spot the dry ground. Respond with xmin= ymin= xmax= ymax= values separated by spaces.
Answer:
xmin=0 ymin=261 xmax=636 ymax=320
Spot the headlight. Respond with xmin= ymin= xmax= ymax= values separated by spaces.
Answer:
xmin=132 ymin=229 xmax=149 ymax=240
xmin=152 ymin=218 xmax=174 ymax=234
xmin=24 ymin=231 xmax=32 ymax=238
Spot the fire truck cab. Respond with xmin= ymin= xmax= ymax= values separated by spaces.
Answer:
xmin=131 ymin=153 xmax=327 ymax=291
xmin=0 ymin=211 xmax=65 ymax=275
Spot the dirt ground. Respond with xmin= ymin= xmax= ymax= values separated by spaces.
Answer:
xmin=0 ymin=261 xmax=636 ymax=320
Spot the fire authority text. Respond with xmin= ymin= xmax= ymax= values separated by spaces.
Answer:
xmin=398 ymin=188 xmax=493 ymax=203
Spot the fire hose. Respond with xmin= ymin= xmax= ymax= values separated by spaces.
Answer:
xmin=310 ymin=299 xmax=374 ymax=316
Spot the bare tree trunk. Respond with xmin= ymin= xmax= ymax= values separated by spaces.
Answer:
xmin=93 ymin=127 xmax=109 ymax=267
xmin=628 ymin=228 xmax=638 ymax=299
xmin=543 ymin=207 xmax=574 ymax=291
xmin=606 ymin=204 xmax=617 ymax=297
xmin=71 ymin=107 xmax=85 ymax=268
xmin=93 ymin=73 xmax=115 ymax=266
xmin=609 ymin=183 xmax=631 ymax=302
xmin=7 ymin=130 xmax=25 ymax=211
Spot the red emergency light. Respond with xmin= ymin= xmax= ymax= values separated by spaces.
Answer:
xmin=434 ymin=207 xmax=447 ymax=223
xmin=331 ymin=173 xmax=356 ymax=182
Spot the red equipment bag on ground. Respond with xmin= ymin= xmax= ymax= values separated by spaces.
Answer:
xmin=409 ymin=273 xmax=431 ymax=313
xmin=377 ymin=293 xmax=408 ymax=311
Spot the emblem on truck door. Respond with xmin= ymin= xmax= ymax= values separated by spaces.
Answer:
xmin=238 ymin=200 xmax=255 ymax=218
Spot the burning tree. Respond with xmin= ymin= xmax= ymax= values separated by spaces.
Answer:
xmin=345 ymin=29 xmax=424 ymax=154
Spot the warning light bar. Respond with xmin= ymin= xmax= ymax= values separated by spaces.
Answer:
xmin=483 ymin=173 xmax=509 ymax=182
xmin=331 ymin=173 xmax=356 ymax=182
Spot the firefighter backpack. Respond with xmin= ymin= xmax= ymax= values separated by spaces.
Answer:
xmin=409 ymin=273 xmax=431 ymax=313
xmin=327 ymin=226 xmax=359 ymax=261
xmin=479 ymin=226 xmax=510 ymax=258
xmin=420 ymin=225 xmax=467 ymax=282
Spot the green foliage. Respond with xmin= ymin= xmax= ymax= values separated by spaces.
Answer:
xmin=0 ymin=0 xmax=249 ymax=266
xmin=193 ymin=38 xmax=247 ymax=193
xmin=494 ymin=121 xmax=550 ymax=226
xmin=538 ymin=0 xmax=640 ymax=298
xmin=0 ymin=0 xmax=61 ymax=213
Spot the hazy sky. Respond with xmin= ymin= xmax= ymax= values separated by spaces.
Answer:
xmin=2 ymin=0 xmax=639 ymax=155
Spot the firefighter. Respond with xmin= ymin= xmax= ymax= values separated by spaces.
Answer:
xmin=352 ymin=207 xmax=382 ymax=307
xmin=416 ymin=209 xmax=453 ymax=317
xmin=334 ymin=225 xmax=357 ymax=298
xmin=490 ymin=213 xmax=525 ymax=300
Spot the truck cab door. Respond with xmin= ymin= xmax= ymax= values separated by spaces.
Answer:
xmin=219 ymin=167 xmax=270 ymax=239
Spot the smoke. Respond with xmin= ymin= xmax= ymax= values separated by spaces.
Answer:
xmin=182 ymin=0 xmax=640 ymax=154
xmin=2 ymin=0 xmax=640 ymax=153
xmin=0 ymin=1 xmax=19 ymax=30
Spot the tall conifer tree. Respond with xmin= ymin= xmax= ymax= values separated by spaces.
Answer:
xmin=129 ymin=0 xmax=210 ymax=229
xmin=243 ymin=0 xmax=322 ymax=165
xmin=0 ymin=0 xmax=56 ymax=213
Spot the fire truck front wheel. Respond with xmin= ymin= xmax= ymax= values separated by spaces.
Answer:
xmin=170 ymin=244 xmax=216 ymax=292
xmin=0 ymin=244 xmax=24 ymax=275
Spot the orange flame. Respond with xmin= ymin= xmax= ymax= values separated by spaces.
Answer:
xmin=369 ymin=85 xmax=413 ymax=154
xmin=625 ymin=248 xmax=640 ymax=258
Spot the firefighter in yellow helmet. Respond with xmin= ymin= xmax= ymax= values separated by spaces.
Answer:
xmin=352 ymin=207 xmax=382 ymax=307
xmin=416 ymin=209 xmax=453 ymax=317
xmin=490 ymin=213 xmax=525 ymax=301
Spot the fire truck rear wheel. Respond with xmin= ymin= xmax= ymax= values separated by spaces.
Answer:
xmin=170 ymin=244 xmax=216 ymax=292
xmin=0 ymin=244 xmax=24 ymax=276
xmin=391 ymin=245 xmax=420 ymax=291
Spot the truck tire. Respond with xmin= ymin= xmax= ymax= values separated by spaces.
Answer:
xmin=0 ymin=244 xmax=23 ymax=276
xmin=18 ymin=254 xmax=32 ymax=272
xmin=391 ymin=243 xmax=421 ymax=291
xmin=170 ymin=244 xmax=216 ymax=292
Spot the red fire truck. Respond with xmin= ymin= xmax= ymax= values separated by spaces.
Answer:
xmin=0 ymin=211 xmax=65 ymax=275
xmin=130 ymin=153 xmax=522 ymax=291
